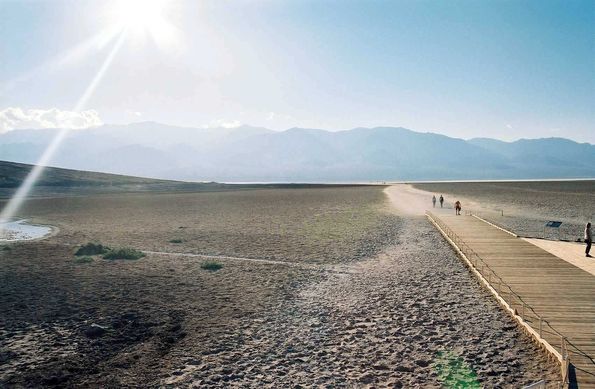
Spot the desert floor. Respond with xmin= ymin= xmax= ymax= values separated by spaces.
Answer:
xmin=0 ymin=186 xmax=560 ymax=387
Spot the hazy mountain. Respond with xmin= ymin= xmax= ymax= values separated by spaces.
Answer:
xmin=468 ymin=137 xmax=595 ymax=178
xmin=0 ymin=122 xmax=593 ymax=182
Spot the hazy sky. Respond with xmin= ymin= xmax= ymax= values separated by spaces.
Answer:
xmin=1 ymin=0 xmax=594 ymax=142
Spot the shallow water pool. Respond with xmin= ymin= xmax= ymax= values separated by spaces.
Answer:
xmin=0 ymin=220 xmax=53 ymax=242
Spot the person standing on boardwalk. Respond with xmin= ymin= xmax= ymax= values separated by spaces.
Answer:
xmin=454 ymin=200 xmax=462 ymax=215
xmin=439 ymin=195 xmax=444 ymax=208
xmin=432 ymin=195 xmax=436 ymax=208
xmin=585 ymin=222 xmax=592 ymax=257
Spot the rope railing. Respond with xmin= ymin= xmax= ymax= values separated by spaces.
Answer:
xmin=466 ymin=210 xmax=516 ymax=235
xmin=470 ymin=210 xmax=583 ymax=242
xmin=427 ymin=211 xmax=571 ymax=386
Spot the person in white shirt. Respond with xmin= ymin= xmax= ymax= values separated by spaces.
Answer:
xmin=585 ymin=222 xmax=592 ymax=258
xmin=432 ymin=195 xmax=436 ymax=208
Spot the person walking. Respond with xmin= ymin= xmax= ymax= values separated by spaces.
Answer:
xmin=454 ymin=200 xmax=462 ymax=215
xmin=585 ymin=222 xmax=592 ymax=257
xmin=439 ymin=195 xmax=444 ymax=208
xmin=432 ymin=195 xmax=436 ymax=208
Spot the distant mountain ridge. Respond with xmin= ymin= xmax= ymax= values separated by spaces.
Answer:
xmin=0 ymin=122 xmax=593 ymax=181
xmin=0 ymin=160 xmax=350 ymax=199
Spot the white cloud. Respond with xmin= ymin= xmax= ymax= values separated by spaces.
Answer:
xmin=0 ymin=107 xmax=103 ymax=133
xmin=202 ymin=119 xmax=242 ymax=129
xmin=266 ymin=111 xmax=294 ymax=122
xmin=127 ymin=110 xmax=143 ymax=117
xmin=506 ymin=124 xmax=514 ymax=129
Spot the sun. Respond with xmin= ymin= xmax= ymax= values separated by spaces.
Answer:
xmin=108 ymin=0 xmax=179 ymax=48
xmin=114 ymin=0 xmax=166 ymax=30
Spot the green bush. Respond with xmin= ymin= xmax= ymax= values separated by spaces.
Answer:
xmin=169 ymin=239 xmax=183 ymax=243
xmin=1 ymin=246 xmax=11 ymax=251
xmin=103 ymin=247 xmax=145 ymax=260
xmin=73 ymin=256 xmax=94 ymax=264
xmin=75 ymin=242 xmax=110 ymax=256
xmin=201 ymin=260 xmax=223 ymax=271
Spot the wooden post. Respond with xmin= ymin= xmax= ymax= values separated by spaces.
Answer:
xmin=522 ymin=303 xmax=525 ymax=320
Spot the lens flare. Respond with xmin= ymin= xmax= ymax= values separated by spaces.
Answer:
xmin=0 ymin=31 xmax=127 ymax=226
xmin=0 ymin=28 xmax=120 ymax=97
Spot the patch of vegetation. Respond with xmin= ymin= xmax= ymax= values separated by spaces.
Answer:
xmin=201 ymin=260 xmax=223 ymax=271
xmin=75 ymin=242 xmax=110 ymax=256
xmin=103 ymin=247 xmax=145 ymax=260
xmin=73 ymin=256 xmax=94 ymax=264
xmin=432 ymin=351 xmax=480 ymax=388
xmin=1 ymin=246 xmax=11 ymax=251
xmin=169 ymin=238 xmax=183 ymax=243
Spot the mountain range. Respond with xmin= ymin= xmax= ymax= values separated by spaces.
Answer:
xmin=0 ymin=122 xmax=593 ymax=182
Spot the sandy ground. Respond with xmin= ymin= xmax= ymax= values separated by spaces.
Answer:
xmin=0 ymin=186 xmax=560 ymax=387
xmin=163 ymin=216 xmax=559 ymax=387
xmin=13 ymin=188 xmax=398 ymax=264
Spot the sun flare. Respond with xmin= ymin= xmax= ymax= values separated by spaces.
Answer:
xmin=109 ymin=0 xmax=178 ymax=47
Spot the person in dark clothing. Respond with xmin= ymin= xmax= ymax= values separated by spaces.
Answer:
xmin=454 ymin=200 xmax=462 ymax=215
xmin=439 ymin=195 xmax=444 ymax=208
xmin=585 ymin=222 xmax=592 ymax=257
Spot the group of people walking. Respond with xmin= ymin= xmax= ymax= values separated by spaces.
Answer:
xmin=429 ymin=194 xmax=592 ymax=257
xmin=431 ymin=195 xmax=462 ymax=215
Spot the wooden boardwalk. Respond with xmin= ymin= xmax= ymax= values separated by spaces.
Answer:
xmin=427 ymin=212 xmax=595 ymax=388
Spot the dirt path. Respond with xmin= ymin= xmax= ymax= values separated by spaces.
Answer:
xmin=145 ymin=250 xmax=358 ymax=275
xmin=385 ymin=184 xmax=486 ymax=217
xmin=384 ymin=184 xmax=433 ymax=215
xmin=144 ymin=250 xmax=306 ymax=267
xmin=163 ymin=216 xmax=559 ymax=387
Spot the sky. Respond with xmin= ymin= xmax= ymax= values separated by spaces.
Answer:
xmin=0 ymin=0 xmax=594 ymax=143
